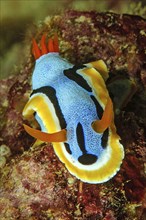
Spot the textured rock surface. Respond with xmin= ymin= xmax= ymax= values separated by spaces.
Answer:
xmin=0 ymin=11 xmax=146 ymax=220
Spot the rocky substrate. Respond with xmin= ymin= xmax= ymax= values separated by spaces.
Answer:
xmin=0 ymin=11 xmax=146 ymax=220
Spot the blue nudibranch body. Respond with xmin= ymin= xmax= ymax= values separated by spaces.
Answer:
xmin=23 ymin=34 xmax=124 ymax=183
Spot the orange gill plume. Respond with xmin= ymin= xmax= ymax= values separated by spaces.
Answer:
xmin=32 ymin=33 xmax=59 ymax=60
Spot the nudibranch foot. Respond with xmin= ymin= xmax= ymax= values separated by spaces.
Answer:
xmin=92 ymin=97 xmax=113 ymax=133
xmin=23 ymin=124 xmax=67 ymax=143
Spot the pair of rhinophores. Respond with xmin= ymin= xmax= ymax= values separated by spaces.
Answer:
xmin=23 ymin=34 xmax=124 ymax=184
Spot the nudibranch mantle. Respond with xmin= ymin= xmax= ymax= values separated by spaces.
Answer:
xmin=23 ymin=34 xmax=124 ymax=184
xmin=32 ymin=53 xmax=73 ymax=90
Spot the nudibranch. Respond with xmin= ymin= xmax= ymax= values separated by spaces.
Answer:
xmin=23 ymin=34 xmax=124 ymax=183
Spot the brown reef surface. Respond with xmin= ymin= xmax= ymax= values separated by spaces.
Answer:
xmin=0 ymin=11 xmax=146 ymax=220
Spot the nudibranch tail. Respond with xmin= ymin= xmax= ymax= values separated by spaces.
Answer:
xmin=92 ymin=97 xmax=113 ymax=133
xmin=23 ymin=124 xmax=67 ymax=142
xmin=32 ymin=33 xmax=59 ymax=60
